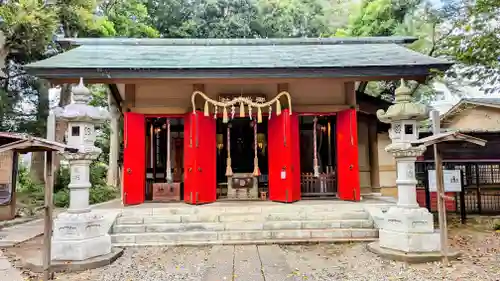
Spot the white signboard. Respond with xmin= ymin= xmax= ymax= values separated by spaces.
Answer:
xmin=428 ymin=170 xmax=462 ymax=192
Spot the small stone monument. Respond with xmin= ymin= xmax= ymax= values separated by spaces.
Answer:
xmin=51 ymin=78 xmax=111 ymax=261
xmin=368 ymin=79 xmax=458 ymax=262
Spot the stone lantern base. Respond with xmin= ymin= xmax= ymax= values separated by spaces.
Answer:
xmin=51 ymin=212 xmax=112 ymax=261
xmin=368 ymin=206 xmax=460 ymax=263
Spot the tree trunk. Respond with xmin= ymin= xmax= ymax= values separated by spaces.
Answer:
xmin=107 ymin=97 xmax=120 ymax=189
xmin=30 ymin=79 xmax=50 ymax=184
xmin=54 ymin=84 xmax=72 ymax=177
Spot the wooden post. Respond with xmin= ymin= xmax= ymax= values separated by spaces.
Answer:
xmin=431 ymin=110 xmax=449 ymax=266
xmin=43 ymin=151 xmax=54 ymax=281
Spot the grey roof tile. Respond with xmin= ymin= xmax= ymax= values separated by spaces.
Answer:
xmin=26 ymin=42 xmax=450 ymax=70
xmin=463 ymin=98 xmax=500 ymax=106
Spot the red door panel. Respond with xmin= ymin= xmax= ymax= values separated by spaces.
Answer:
xmin=290 ymin=113 xmax=301 ymax=200
xmin=183 ymin=111 xmax=216 ymax=204
xmin=268 ymin=109 xmax=301 ymax=202
xmin=123 ymin=112 xmax=146 ymax=205
xmin=183 ymin=113 xmax=194 ymax=203
xmin=197 ymin=112 xmax=216 ymax=203
xmin=336 ymin=108 xmax=360 ymax=201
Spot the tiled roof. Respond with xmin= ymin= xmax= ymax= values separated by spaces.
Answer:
xmin=24 ymin=37 xmax=452 ymax=79
xmin=462 ymin=98 xmax=500 ymax=106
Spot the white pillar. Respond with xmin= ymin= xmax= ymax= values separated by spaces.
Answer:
xmin=107 ymin=97 xmax=119 ymax=188
xmin=395 ymin=156 xmax=419 ymax=208
xmin=68 ymin=159 xmax=92 ymax=213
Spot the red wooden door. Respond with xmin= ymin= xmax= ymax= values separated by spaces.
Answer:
xmin=183 ymin=113 xmax=194 ymax=203
xmin=268 ymin=109 xmax=301 ymax=203
xmin=183 ymin=111 xmax=216 ymax=204
xmin=336 ymin=108 xmax=360 ymax=201
xmin=123 ymin=112 xmax=146 ymax=205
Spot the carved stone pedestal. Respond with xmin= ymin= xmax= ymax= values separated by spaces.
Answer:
xmin=51 ymin=212 xmax=111 ymax=261
xmin=379 ymin=206 xmax=440 ymax=252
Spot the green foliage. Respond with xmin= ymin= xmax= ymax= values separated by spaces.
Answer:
xmin=335 ymin=0 xmax=422 ymax=37
xmin=146 ymin=0 xmax=332 ymax=38
xmin=438 ymin=0 xmax=500 ymax=93
xmin=0 ymin=0 xmax=58 ymax=63
xmin=102 ymin=0 xmax=160 ymax=38
xmin=17 ymin=162 xmax=117 ymax=209
xmin=16 ymin=164 xmax=45 ymax=207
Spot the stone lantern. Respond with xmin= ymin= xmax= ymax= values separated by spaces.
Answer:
xmin=51 ymin=78 xmax=111 ymax=261
xmin=371 ymin=79 xmax=441 ymax=257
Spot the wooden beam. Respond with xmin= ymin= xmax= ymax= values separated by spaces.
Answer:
xmin=344 ymin=81 xmax=356 ymax=106
xmin=123 ymin=84 xmax=136 ymax=112
xmin=277 ymin=83 xmax=289 ymax=93
xmin=42 ymin=151 xmax=54 ymax=281
xmin=368 ymin=119 xmax=380 ymax=190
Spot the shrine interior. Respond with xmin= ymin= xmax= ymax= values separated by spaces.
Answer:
xmin=298 ymin=115 xmax=337 ymax=197
xmin=145 ymin=117 xmax=184 ymax=201
xmin=216 ymin=117 xmax=269 ymax=199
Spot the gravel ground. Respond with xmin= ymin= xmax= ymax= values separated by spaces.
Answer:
xmin=60 ymin=246 xmax=212 ymax=281
xmin=282 ymin=228 xmax=500 ymax=281
xmin=10 ymin=225 xmax=500 ymax=281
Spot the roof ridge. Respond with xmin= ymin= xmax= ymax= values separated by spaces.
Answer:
xmin=57 ymin=37 xmax=418 ymax=46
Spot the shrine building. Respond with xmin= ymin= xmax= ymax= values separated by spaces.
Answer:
xmin=24 ymin=37 xmax=451 ymax=205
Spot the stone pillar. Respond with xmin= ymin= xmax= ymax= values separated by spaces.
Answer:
xmin=107 ymin=94 xmax=120 ymax=188
xmin=51 ymin=78 xmax=111 ymax=261
xmin=368 ymin=79 xmax=445 ymax=260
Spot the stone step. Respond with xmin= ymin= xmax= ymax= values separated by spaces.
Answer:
xmin=115 ymin=211 xmax=370 ymax=225
xmin=119 ymin=205 xmax=367 ymax=217
xmin=110 ymin=228 xmax=378 ymax=246
xmin=112 ymin=219 xmax=374 ymax=233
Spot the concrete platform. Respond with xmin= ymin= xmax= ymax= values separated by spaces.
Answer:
xmin=23 ymin=247 xmax=124 ymax=273
xmin=367 ymin=242 xmax=461 ymax=263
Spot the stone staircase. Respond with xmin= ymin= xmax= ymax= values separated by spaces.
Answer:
xmin=110 ymin=203 xmax=378 ymax=246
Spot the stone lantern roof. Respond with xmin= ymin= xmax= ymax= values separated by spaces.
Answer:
xmin=376 ymin=79 xmax=429 ymax=123
xmin=55 ymin=78 xmax=110 ymax=123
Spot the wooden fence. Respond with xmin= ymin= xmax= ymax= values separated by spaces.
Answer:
xmin=301 ymin=172 xmax=336 ymax=197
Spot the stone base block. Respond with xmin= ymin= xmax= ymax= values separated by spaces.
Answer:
xmin=25 ymin=248 xmax=124 ymax=273
xmin=367 ymin=242 xmax=460 ymax=263
xmin=51 ymin=234 xmax=111 ymax=261
xmin=379 ymin=228 xmax=440 ymax=252
xmin=384 ymin=206 xmax=435 ymax=233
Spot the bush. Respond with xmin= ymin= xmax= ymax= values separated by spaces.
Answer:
xmin=16 ymin=165 xmax=44 ymax=204
xmin=17 ymin=161 xmax=117 ymax=209
xmin=89 ymin=185 xmax=117 ymax=205
xmin=53 ymin=189 xmax=70 ymax=208
xmin=54 ymin=166 xmax=70 ymax=193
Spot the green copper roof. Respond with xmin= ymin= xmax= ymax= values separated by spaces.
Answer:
xmin=25 ymin=37 xmax=452 ymax=79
